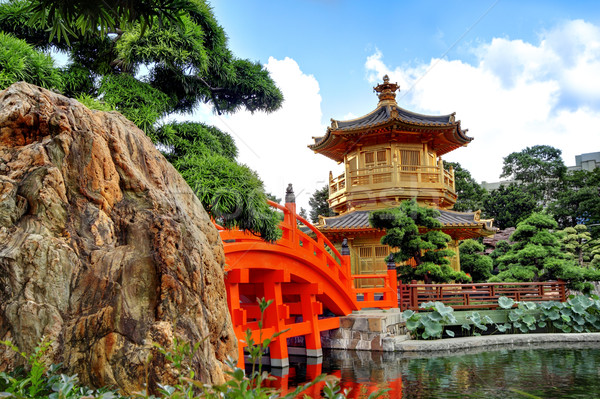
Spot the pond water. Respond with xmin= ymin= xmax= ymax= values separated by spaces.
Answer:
xmin=266 ymin=343 xmax=600 ymax=398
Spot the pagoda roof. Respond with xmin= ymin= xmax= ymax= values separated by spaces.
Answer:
xmin=335 ymin=103 xmax=456 ymax=130
xmin=318 ymin=209 xmax=496 ymax=237
xmin=309 ymin=75 xmax=473 ymax=162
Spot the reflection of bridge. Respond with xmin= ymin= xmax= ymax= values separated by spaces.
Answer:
xmin=217 ymin=194 xmax=398 ymax=368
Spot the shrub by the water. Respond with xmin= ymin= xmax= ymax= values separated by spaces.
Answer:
xmin=403 ymin=295 xmax=600 ymax=339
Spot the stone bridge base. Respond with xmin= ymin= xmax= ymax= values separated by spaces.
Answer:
xmin=321 ymin=308 xmax=407 ymax=352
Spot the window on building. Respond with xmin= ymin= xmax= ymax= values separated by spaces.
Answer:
xmin=399 ymin=149 xmax=420 ymax=171
xmin=364 ymin=149 xmax=389 ymax=167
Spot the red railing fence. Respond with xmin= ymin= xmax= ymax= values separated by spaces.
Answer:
xmin=398 ymin=280 xmax=568 ymax=311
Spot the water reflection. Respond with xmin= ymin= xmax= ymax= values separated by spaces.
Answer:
xmin=262 ymin=342 xmax=600 ymax=398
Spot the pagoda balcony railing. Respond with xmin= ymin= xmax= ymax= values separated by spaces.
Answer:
xmin=329 ymin=164 xmax=455 ymax=198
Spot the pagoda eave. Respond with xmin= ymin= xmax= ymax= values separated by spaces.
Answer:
xmin=310 ymin=123 xmax=470 ymax=163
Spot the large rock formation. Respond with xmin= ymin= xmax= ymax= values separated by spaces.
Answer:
xmin=0 ymin=83 xmax=236 ymax=392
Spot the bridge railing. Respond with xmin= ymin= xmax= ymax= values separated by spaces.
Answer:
xmin=268 ymin=200 xmax=353 ymax=290
xmin=398 ymin=280 xmax=568 ymax=311
xmin=352 ymin=270 xmax=398 ymax=309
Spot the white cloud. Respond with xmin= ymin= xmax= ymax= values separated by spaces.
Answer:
xmin=199 ymin=57 xmax=342 ymax=212
xmin=364 ymin=20 xmax=600 ymax=183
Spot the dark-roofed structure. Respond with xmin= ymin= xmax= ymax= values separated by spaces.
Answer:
xmin=308 ymin=76 xmax=495 ymax=281
xmin=309 ymin=75 xmax=472 ymax=163
xmin=318 ymin=209 xmax=495 ymax=240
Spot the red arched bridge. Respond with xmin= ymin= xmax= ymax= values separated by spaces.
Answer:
xmin=216 ymin=188 xmax=569 ymax=368
xmin=216 ymin=193 xmax=398 ymax=368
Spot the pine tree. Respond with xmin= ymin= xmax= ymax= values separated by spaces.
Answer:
xmin=370 ymin=199 xmax=471 ymax=284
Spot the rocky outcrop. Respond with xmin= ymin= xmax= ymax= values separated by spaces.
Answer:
xmin=0 ymin=83 xmax=236 ymax=392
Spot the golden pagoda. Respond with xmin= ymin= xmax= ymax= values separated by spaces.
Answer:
xmin=309 ymin=76 xmax=495 ymax=284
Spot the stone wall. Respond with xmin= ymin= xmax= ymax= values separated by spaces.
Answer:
xmin=321 ymin=309 xmax=407 ymax=352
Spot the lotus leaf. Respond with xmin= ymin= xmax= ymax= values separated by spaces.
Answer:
xmin=572 ymin=314 xmax=585 ymax=325
xmin=434 ymin=302 xmax=453 ymax=316
xmin=422 ymin=318 xmax=443 ymax=338
xmin=498 ymin=296 xmax=515 ymax=309
xmin=402 ymin=310 xmax=415 ymax=320
xmin=522 ymin=315 xmax=536 ymax=326
xmin=428 ymin=311 xmax=443 ymax=322
xmin=406 ymin=318 xmax=421 ymax=331
xmin=544 ymin=309 xmax=560 ymax=320
xmin=518 ymin=325 xmax=529 ymax=333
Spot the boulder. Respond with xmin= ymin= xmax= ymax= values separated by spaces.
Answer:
xmin=0 ymin=82 xmax=236 ymax=392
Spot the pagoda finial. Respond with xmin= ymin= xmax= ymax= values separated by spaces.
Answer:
xmin=373 ymin=75 xmax=399 ymax=105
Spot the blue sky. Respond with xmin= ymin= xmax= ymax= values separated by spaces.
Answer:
xmin=192 ymin=1 xmax=600 ymax=210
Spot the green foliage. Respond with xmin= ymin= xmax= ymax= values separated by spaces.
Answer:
xmin=548 ymin=168 xmax=600 ymax=233
xmin=500 ymin=295 xmax=600 ymax=334
xmin=462 ymin=311 xmax=494 ymax=336
xmin=558 ymin=224 xmax=598 ymax=267
xmin=489 ymin=239 xmax=511 ymax=270
xmin=25 ymin=0 xmax=194 ymax=43
xmin=370 ymin=199 xmax=471 ymax=284
xmin=406 ymin=296 xmax=600 ymax=340
xmin=402 ymin=302 xmax=458 ymax=340
xmin=150 ymin=121 xmax=282 ymax=237
xmin=155 ymin=121 xmax=237 ymax=161
xmin=60 ymin=62 xmax=96 ymax=97
xmin=0 ymin=32 xmax=62 ymax=90
xmin=490 ymin=213 xmax=600 ymax=291
xmin=483 ymin=183 xmax=539 ymax=230
xmin=459 ymin=239 xmax=493 ymax=282
xmin=444 ymin=162 xmax=488 ymax=212
xmin=501 ymin=145 xmax=566 ymax=207
xmin=0 ymin=338 xmax=115 ymax=398
xmin=177 ymin=154 xmax=281 ymax=242
xmin=76 ymin=94 xmax=114 ymax=112
xmin=99 ymin=74 xmax=173 ymax=134
xmin=308 ymin=185 xmax=335 ymax=224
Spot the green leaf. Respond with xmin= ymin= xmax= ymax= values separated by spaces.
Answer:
xmin=522 ymin=315 xmax=536 ymax=326
xmin=498 ymin=296 xmax=515 ymax=309
xmin=428 ymin=311 xmax=443 ymax=322
xmin=422 ymin=319 xmax=443 ymax=339
xmin=406 ymin=318 xmax=421 ymax=331
xmin=402 ymin=310 xmax=415 ymax=320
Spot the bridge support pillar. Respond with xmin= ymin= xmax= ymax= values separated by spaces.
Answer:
xmin=301 ymin=292 xmax=323 ymax=358
xmin=224 ymin=269 xmax=249 ymax=369
xmin=263 ymin=271 xmax=290 ymax=368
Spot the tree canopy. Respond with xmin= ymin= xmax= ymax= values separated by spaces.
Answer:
xmin=483 ymin=183 xmax=539 ymax=230
xmin=490 ymin=213 xmax=600 ymax=292
xmin=501 ymin=145 xmax=566 ymax=207
xmin=548 ymin=168 xmax=600 ymax=233
xmin=0 ymin=0 xmax=285 ymax=240
xmin=558 ymin=224 xmax=600 ymax=268
xmin=459 ymin=239 xmax=493 ymax=283
xmin=308 ymin=185 xmax=335 ymax=224
xmin=370 ymin=199 xmax=471 ymax=284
